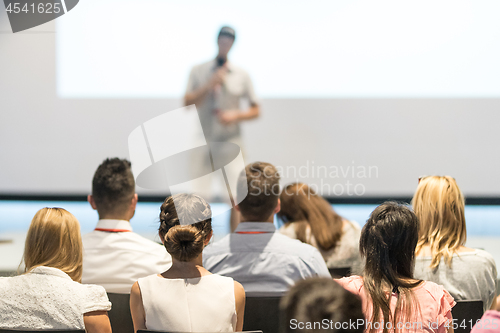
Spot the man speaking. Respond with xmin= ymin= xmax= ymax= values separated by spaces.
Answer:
xmin=185 ymin=26 xmax=259 ymax=143
xmin=184 ymin=26 xmax=260 ymax=231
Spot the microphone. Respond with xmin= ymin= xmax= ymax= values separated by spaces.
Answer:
xmin=216 ymin=57 xmax=227 ymax=67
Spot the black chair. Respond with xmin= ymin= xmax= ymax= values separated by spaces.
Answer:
xmin=242 ymin=292 xmax=284 ymax=333
xmin=328 ymin=267 xmax=351 ymax=278
xmin=0 ymin=328 xmax=85 ymax=333
xmin=107 ymin=292 xmax=134 ymax=333
xmin=451 ymin=300 xmax=484 ymax=333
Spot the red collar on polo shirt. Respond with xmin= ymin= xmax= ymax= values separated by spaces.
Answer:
xmin=234 ymin=222 xmax=276 ymax=234
xmin=94 ymin=228 xmax=132 ymax=232
xmin=94 ymin=219 xmax=133 ymax=233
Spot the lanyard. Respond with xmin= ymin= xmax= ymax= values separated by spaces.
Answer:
xmin=235 ymin=231 xmax=273 ymax=234
xmin=95 ymin=228 xmax=132 ymax=232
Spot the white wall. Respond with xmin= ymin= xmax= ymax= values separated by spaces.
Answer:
xmin=2 ymin=3 xmax=500 ymax=197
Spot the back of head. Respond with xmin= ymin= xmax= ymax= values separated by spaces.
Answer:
xmin=236 ymin=161 xmax=280 ymax=221
xmin=159 ymin=194 xmax=212 ymax=262
xmin=278 ymin=183 xmax=343 ymax=251
xmin=23 ymin=207 xmax=83 ymax=282
xmin=360 ymin=202 xmax=421 ymax=333
xmin=412 ymin=176 xmax=466 ymax=268
xmin=280 ymin=277 xmax=364 ymax=333
xmin=361 ymin=201 xmax=419 ymax=284
xmin=92 ymin=158 xmax=135 ymax=217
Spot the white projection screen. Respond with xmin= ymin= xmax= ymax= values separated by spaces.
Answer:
xmin=1 ymin=0 xmax=500 ymax=197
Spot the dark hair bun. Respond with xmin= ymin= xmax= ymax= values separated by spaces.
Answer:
xmin=164 ymin=225 xmax=204 ymax=262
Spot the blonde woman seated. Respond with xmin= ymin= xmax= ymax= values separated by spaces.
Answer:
xmin=413 ymin=176 xmax=498 ymax=312
xmin=130 ymin=194 xmax=245 ymax=332
xmin=0 ymin=208 xmax=112 ymax=332
xmin=278 ymin=183 xmax=362 ymax=272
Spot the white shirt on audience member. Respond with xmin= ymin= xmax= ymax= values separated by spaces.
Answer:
xmin=138 ymin=274 xmax=237 ymax=332
xmin=203 ymin=222 xmax=331 ymax=293
xmin=0 ymin=266 xmax=111 ymax=330
xmin=82 ymin=219 xmax=172 ymax=294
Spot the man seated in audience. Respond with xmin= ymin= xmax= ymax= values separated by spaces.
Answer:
xmin=82 ymin=158 xmax=171 ymax=293
xmin=203 ymin=161 xmax=330 ymax=292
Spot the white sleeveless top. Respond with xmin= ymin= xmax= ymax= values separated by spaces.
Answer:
xmin=138 ymin=274 xmax=237 ymax=332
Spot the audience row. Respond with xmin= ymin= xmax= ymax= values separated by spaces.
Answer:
xmin=0 ymin=157 xmax=498 ymax=333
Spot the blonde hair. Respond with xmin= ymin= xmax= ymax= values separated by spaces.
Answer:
xmin=23 ymin=207 xmax=83 ymax=282
xmin=412 ymin=176 xmax=466 ymax=269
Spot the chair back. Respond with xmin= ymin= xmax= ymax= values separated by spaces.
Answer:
xmin=0 ymin=328 xmax=85 ymax=333
xmin=328 ymin=267 xmax=351 ymax=278
xmin=451 ymin=300 xmax=484 ymax=333
xmin=107 ymin=292 xmax=134 ymax=333
xmin=242 ymin=292 xmax=284 ymax=333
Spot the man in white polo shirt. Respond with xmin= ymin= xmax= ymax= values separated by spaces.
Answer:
xmin=82 ymin=158 xmax=171 ymax=293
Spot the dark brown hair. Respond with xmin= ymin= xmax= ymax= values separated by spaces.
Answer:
xmin=236 ymin=162 xmax=280 ymax=221
xmin=278 ymin=183 xmax=344 ymax=251
xmin=92 ymin=158 xmax=135 ymax=216
xmin=360 ymin=202 xmax=422 ymax=333
xmin=280 ymin=277 xmax=364 ymax=333
xmin=159 ymin=194 xmax=212 ymax=262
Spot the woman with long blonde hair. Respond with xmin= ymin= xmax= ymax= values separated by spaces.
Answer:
xmin=0 ymin=208 xmax=111 ymax=332
xmin=278 ymin=182 xmax=361 ymax=271
xmin=412 ymin=176 xmax=497 ymax=311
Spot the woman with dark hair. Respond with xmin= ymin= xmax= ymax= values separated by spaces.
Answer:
xmin=278 ymin=183 xmax=361 ymax=271
xmin=280 ymin=277 xmax=364 ymax=333
xmin=130 ymin=194 xmax=245 ymax=332
xmin=336 ymin=202 xmax=455 ymax=333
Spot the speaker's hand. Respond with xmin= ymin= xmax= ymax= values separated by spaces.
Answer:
xmin=218 ymin=110 xmax=240 ymax=125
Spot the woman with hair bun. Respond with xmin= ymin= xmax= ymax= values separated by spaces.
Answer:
xmin=130 ymin=194 xmax=245 ymax=332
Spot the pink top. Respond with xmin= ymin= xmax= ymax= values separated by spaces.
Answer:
xmin=337 ymin=276 xmax=455 ymax=333
xmin=471 ymin=311 xmax=500 ymax=333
